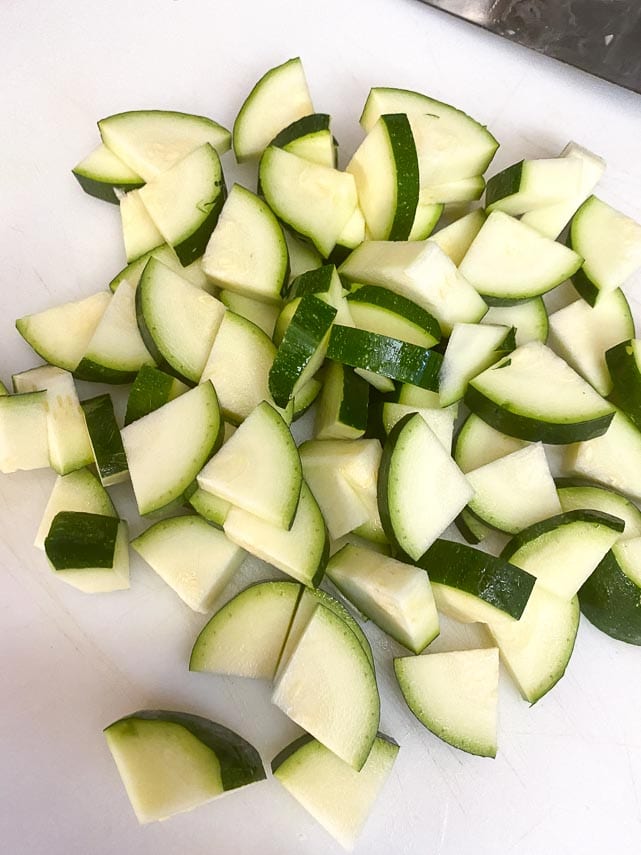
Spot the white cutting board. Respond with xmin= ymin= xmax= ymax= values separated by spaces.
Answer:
xmin=1 ymin=1 xmax=640 ymax=853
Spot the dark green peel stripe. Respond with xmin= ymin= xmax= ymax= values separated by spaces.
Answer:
xmin=381 ymin=114 xmax=420 ymax=241
xmin=81 ymin=394 xmax=128 ymax=481
xmin=346 ymin=286 xmax=441 ymax=343
xmin=72 ymin=171 xmax=144 ymax=204
xmin=500 ymin=509 xmax=626 ymax=563
xmin=125 ymin=365 xmax=176 ymax=425
xmin=270 ymin=114 xmax=331 ymax=148
xmin=606 ymin=340 xmax=641 ymax=430
xmin=455 ymin=510 xmax=488 ymax=545
xmin=173 ymin=179 xmax=227 ymax=266
xmin=73 ymin=357 xmax=138 ymax=385
xmin=485 ymin=160 xmax=524 ymax=208
xmin=271 ymin=734 xmax=316 ymax=772
xmin=105 ymin=710 xmax=266 ymax=790
xmin=45 ymin=511 xmax=119 ymax=570
xmin=570 ymin=265 xmax=600 ymax=307
xmin=328 ymin=326 xmax=442 ymax=390
xmin=464 ymin=385 xmax=614 ymax=444
xmin=579 ymin=552 xmax=641 ymax=645
xmin=339 ymin=366 xmax=369 ymax=431
xmin=286 ymin=264 xmax=335 ymax=300
xmin=416 ymin=539 xmax=536 ymax=619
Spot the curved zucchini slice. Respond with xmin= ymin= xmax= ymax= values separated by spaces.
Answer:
xmin=429 ymin=209 xmax=486 ymax=265
xmin=395 ymin=648 xmax=498 ymax=757
xmin=16 ymin=291 xmax=111 ymax=372
xmin=233 ymin=57 xmax=314 ymax=162
xmin=346 ymin=285 xmax=441 ymax=349
xmin=579 ymin=537 xmax=641 ymax=645
xmin=187 ymin=486 xmax=230 ymax=529
xmin=453 ymin=412 xmax=529 ymax=474
xmin=347 ymin=113 xmax=419 ymax=240
xmin=120 ymin=189 xmax=163 ymax=263
xmin=109 ymin=244 xmax=210 ymax=294
xmin=35 ymin=468 xmax=116 ymax=550
xmin=125 ymin=365 xmax=188 ymax=426
xmin=378 ymin=414 xmax=473 ymax=560
xmin=458 ymin=211 xmax=582 ymax=305
xmin=501 ymin=509 xmax=624 ymax=601
xmin=72 ymin=143 xmax=144 ymax=203
xmin=381 ymin=402 xmax=457 ymax=452
xmin=547 ymin=290 xmax=634 ymax=396
xmin=455 ymin=508 xmax=491 ymax=546
xmin=606 ymin=339 xmax=641 ymax=430
xmin=408 ymin=199 xmax=442 ymax=241
xmin=219 ymin=290 xmax=280 ymax=337
xmin=75 ymin=281 xmax=154 ymax=384
xmin=121 ymin=381 xmax=223 ymax=516
xmin=81 ymin=394 xmax=128 ymax=486
xmin=203 ymin=183 xmax=289 ymax=303
xmin=465 ymin=342 xmax=615 ymax=444
xmin=138 ymin=143 xmax=226 ymax=266
xmin=272 ymin=603 xmax=380 ymax=770
xmin=438 ymin=322 xmax=514 ymax=407
xmin=569 ymin=195 xmax=641 ymax=305
xmin=485 ymin=157 xmax=582 ymax=216
xmin=136 ymin=258 xmax=225 ymax=383
xmin=98 ymin=109 xmax=231 ymax=180
xmin=482 ymin=298 xmax=548 ymax=347
xmin=104 ymin=710 xmax=265 ymax=824
xmin=556 ymin=478 xmax=641 ymax=541
xmin=314 ymin=362 xmax=369 ymax=440
xmin=271 ymin=113 xmax=337 ymax=168
xmin=198 ymin=401 xmax=301 ymax=530
xmin=272 ymin=733 xmax=398 ymax=852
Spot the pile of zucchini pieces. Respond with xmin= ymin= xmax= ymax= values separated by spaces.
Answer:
xmin=3 ymin=56 xmax=641 ymax=850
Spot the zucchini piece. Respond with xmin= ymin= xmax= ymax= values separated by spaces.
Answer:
xmin=579 ymin=537 xmax=641 ymax=644
xmin=418 ymin=539 xmax=535 ymax=619
xmin=346 ymin=113 xmax=419 ymax=240
xmin=72 ymin=143 xmax=144 ymax=203
xmin=271 ymin=113 xmax=337 ymax=168
xmin=606 ymin=339 xmax=641 ymax=430
xmin=233 ymin=57 xmax=313 ymax=162
xmin=272 ymin=733 xmax=398 ymax=852
xmin=187 ymin=486 xmax=231 ymax=529
xmin=408 ymin=199 xmax=442 ymax=241
xmin=285 ymin=264 xmax=352 ymax=326
xmin=569 ymin=195 xmax=641 ymax=305
xmin=314 ymin=362 xmax=369 ymax=440
xmin=397 ymin=384 xmax=439 ymax=407
xmin=381 ymin=402 xmax=457 ymax=452
xmin=98 ymin=110 xmax=231 ymax=181
xmin=120 ymin=189 xmax=163 ymax=263
xmin=269 ymin=294 xmax=336 ymax=408
xmin=272 ymin=603 xmax=380 ymax=770
xmin=198 ymin=401 xmax=301 ymax=529
xmin=485 ymin=157 xmax=582 ymax=216
xmin=12 ymin=365 xmax=93 ymax=475
xmin=465 ymin=342 xmax=615 ymax=444
xmin=360 ymin=87 xmax=498 ymax=176
xmin=429 ymin=209 xmax=486 ymax=265
xmin=260 ymin=147 xmax=358 ymax=258
xmin=458 ymin=211 xmax=582 ymax=305
xmin=327 ymin=326 xmax=442 ymax=390
xmin=455 ymin=509 xmax=492 ymax=545
xmin=547 ymin=290 xmax=634 ymax=396
xmin=419 ymin=176 xmax=485 ymax=205
xmin=109 ymin=244 xmax=211 ymax=294
xmin=0 ymin=391 xmax=49 ymax=473
xmin=566 ymin=411 xmax=641 ymax=502
xmin=136 ymin=258 xmax=225 ymax=383
xmin=223 ymin=482 xmax=328 ymax=587
xmin=35 ymin=468 xmax=116 ymax=550
xmin=219 ymin=290 xmax=280 ymax=337
xmin=453 ymin=412 xmax=528 ymax=473
xmin=285 ymin=230 xmax=323 ymax=280
xmin=521 ymin=142 xmax=605 ymax=239
xmin=16 ymin=291 xmax=111 ymax=372
xmin=346 ymin=285 xmax=441 ymax=349
xmin=556 ymin=479 xmax=641 ymax=541
xmin=339 ymin=240 xmax=487 ymax=334
xmin=482 ymin=298 xmax=548 ymax=347
xmin=465 ymin=444 xmax=561 ymax=534
xmin=378 ymin=414 xmax=473 ymax=560
xmin=44 ymin=511 xmax=129 ymax=593
xmin=203 ymin=183 xmax=288 ymax=303
xmin=104 ymin=711 xmax=264 ymax=824
xmin=75 ymin=281 xmax=154 ymax=384
xmin=292 ymin=378 xmax=322 ymax=420
xmin=124 ymin=365 xmax=188 ymax=426
xmin=395 ymin=649 xmax=498 ymax=757
xmin=132 ymin=515 xmax=244 ymax=612
xmin=327 ymin=543 xmax=439 ymax=653
xmin=138 ymin=143 xmax=226 ymax=265
xmin=121 ymin=381 xmax=223 ymax=516
xmin=190 ymin=580 xmax=303 ymax=678
xmin=201 ymin=310 xmax=276 ymax=423
xmin=501 ymin=509 xmax=624 ymax=601
xmin=439 ymin=322 xmax=515 ymax=407
xmin=330 ymin=206 xmax=367 ymax=264
xmin=81 ymin=394 xmax=128 ymax=486
xmin=411 ymin=110 xmax=497 ymax=186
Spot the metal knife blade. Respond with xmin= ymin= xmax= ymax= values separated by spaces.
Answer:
xmin=418 ymin=0 xmax=641 ymax=95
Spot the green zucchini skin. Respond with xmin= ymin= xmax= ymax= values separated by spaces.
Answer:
xmin=337 ymin=366 xmax=369 ymax=432
xmin=382 ymin=113 xmax=420 ymax=241
xmin=81 ymin=394 xmax=128 ymax=484
xmin=416 ymin=539 xmax=536 ymax=619
xmin=464 ymin=384 xmax=615 ymax=444
xmin=501 ymin=509 xmax=626 ymax=562
xmin=285 ymin=264 xmax=335 ymax=300
xmin=327 ymin=326 xmax=442 ymax=390
xmin=454 ymin=510 xmax=489 ymax=545
xmin=72 ymin=172 xmax=144 ymax=204
xmin=606 ymin=340 xmax=641 ymax=430
xmin=569 ymin=262 xmax=600 ymax=306
xmin=45 ymin=511 xmax=120 ymax=570
xmin=125 ymin=365 xmax=185 ymax=426
xmin=346 ymin=285 xmax=441 ymax=344
xmin=104 ymin=710 xmax=266 ymax=790
xmin=73 ymin=357 xmax=138 ymax=385
xmin=578 ymin=551 xmax=641 ymax=645
xmin=485 ymin=160 xmax=524 ymax=209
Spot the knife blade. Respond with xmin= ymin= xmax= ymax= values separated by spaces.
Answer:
xmin=418 ymin=0 xmax=641 ymax=95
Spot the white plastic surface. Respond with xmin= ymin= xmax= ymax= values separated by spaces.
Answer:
xmin=1 ymin=1 xmax=640 ymax=853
